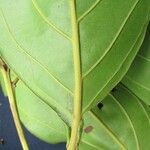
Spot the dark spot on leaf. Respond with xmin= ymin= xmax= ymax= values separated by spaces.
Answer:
xmin=57 ymin=4 xmax=61 ymax=8
xmin=111 ymin=87 xmax=117 ymax=92
xmin=3 ymin=64 xmax=8 ymax=71
xmin=0 ymin=138 xmax=4 ymax=145
xmin=84 ymin=126 xmax=93 ymax=133
xmin=98 ymin=102 xmax=103 ymax=110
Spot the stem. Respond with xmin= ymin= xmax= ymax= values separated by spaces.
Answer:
xmin=67 ymin=0 xmax=82 ymax=150
xmin=0 ymin=61 xmax=29 ymax=150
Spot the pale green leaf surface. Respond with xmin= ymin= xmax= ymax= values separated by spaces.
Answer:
xmin=0 ymin=0 xmax=149 ymax=125
xmin=80 ymin=85 xmax=150 ymax=150
xmin=122 ymin=24 xmax=150 ymax=105
xmin=15 ymin=80 xmax=150 ymax=149
xmin=15 ymin=81 xmax=67 ymax=144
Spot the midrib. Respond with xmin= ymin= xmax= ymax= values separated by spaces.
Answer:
xmin=68 ymin=0 xmax=82 ymax=149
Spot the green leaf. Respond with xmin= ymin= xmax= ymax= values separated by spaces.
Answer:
xmin=122 ymin=24 xmax=150 ymax=105
xmin=16 ymin=81 xmax=67 ymax=144
xmin=16 ymin=80 xmax=150 ymax=149
xmin=0 ymin=0 xmax=149 ymax=124
xmin=80 ymin=84 xmax=150 ymax=150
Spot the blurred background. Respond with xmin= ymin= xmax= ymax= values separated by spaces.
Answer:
xmin=0 ymin=89 xmax=66 ymax=150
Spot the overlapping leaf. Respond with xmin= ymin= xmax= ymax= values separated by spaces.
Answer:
xmin=80 ymin=85 xmax=150 ymax=150
xmin=122 ymin=24 xmax=150 ymax=105
xmin=15 ymin=81 xmax=67 ymax=144
xmin=0 ymin=0 xmax=149 ymax=125
xmin=15 ymin=80 xmax=150 ymax=149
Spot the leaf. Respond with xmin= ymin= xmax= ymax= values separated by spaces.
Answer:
xmin=16 ymin=80 xmax=150 ymax=149
xmin=0 ymin=0 xmax=149 ymax=125
xmin=15 ymin=80 xmax=67 ymax=144
xmin=80 ymin=84 xmax=150 ymax=150
xmin=122 ymin=24 xmax=150 ymax=105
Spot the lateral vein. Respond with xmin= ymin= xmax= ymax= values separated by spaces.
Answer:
xmin=110 ymin=94 xmax=140 ymax=150
xmin=83 ymin=0 xmax=140 ymax=78
xmin=137 ymin=54 xmax=150 ymax=62
xmin=89 ymin=111 xmax=126 ymax=150
xmin=0 ymin=9 xmax=73 ymax=95
xmin=83 ymin=18 xmax=146 ymax=112
xmin=124 ymin=76 xmax=150 ymax=91
xmin=78 ymin=0 xmax=102 ymax=22
xmin=32 ymin=0 xmax=71 ymax=41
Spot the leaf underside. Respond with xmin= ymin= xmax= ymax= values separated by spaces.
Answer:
xmin=0 ymin=0 xmax=149 ymax=125
xmin=80 ymin=84 xmax=150 ymax=150
xmin=122 ymin=24 xmax=150 ymax=105
xmin=16 ymin=81 xmax=67 ymax=144
xmin=15 ymin=80 xmax=150 ymax=150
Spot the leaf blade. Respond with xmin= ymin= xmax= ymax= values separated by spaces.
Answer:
xmin=122 ymin=24 xmax=150 ymax=105
xmin=0 ymin=0 xmax=149 ymax=123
